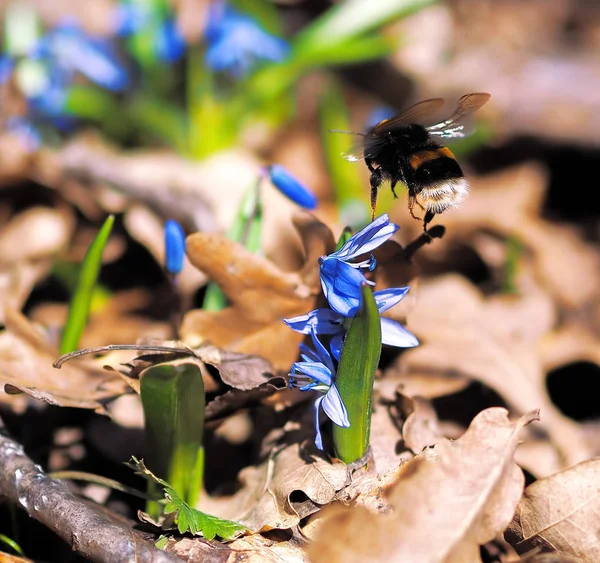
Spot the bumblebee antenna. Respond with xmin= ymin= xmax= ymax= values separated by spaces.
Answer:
xmin=328 ymin=129 xmax=365 ymax=136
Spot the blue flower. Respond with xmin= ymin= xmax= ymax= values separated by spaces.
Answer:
xmin=289 ymin=329 xmax=350 ymax=450
xmin=204 ymin=1 xmax=289 ymax=77
xmin=31 ymin=20 xmax=128 ymax=91
xmin=0 ymin=55 xmax=14 ymax=84
xmin=266 ymin=165 xmax=318 ymax=209
xmin=319 ymin=214 xmax=399 ymax=316
xmin=164 ymin=219 xmax=186 ymax=274
xmin=155 ymin=19 xmax=186 ymax=63
xmin=112 ymin=3 xmax=151 ymax=36
xmin=284 ymin=287 xmax=419 ymax=360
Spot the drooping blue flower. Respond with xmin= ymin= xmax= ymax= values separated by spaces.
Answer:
xmin=112 ymin=3 xmax=152 ymax=36
xmin=0 ymin=55 xmax=14 ymax=84
xmin=266 ymin=165 xmax=318 ymax=209
xmin=319 ymin=214 xmax=399 ymax=316
xmin=155 ymin=18 xmax=187 ymax=63
xmin=284 ymin=287 xmax=419 ymax=360
xmin=204 ymin=1 xmax=289 ymax=77
xmin=31 ymin=20 xmax=128 ymax=91
xmin=289 ymin=329 xmax=350 ymax=450
xmin=164 ymin=219 xmax=186 ymax=274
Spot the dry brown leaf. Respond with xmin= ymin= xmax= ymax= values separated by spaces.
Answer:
xmin=201 ymin=442 xmax=348 ymax=532
xmin=309 ymin=408 xmax=538 ymax=563
xmin=396 ymin=274 xmax=591 ymax=468
xmin=181 ymin=212 xmax=335 ymax=372
xmin=0 ymin=309 xmax=128 ymax=413
xmin=506 ymin=458 xmax=600 ymax=563
xmin=402 ymin=395 xmax=444 ymax=454
xmin=169 ymin=532 xmax=309 ymax=563
xmin=0 ymin=207 xmax=73 ymax=265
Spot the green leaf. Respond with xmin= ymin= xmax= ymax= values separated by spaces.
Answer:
xmin=127 ymin=457 xmax=249 ymax=540
xmin=60 ymin=215 xmax=114 ymax=355
xmin=294 ymin=0 xmax=436 ymax=52
xmin=0 ymin=533 xmax=24 ymax=556
xmin=154 ymin=535 xmax=169 ymax=550
xmin=140 ymin=361 xmax=205 ymax=512
xmin=332 ymin=283 xmax=382 ymax=463
xmin=163 ymin=488 xmax=248 ymax=540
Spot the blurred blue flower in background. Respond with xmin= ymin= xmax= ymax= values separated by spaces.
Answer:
xmin=266 ymin=164 xmax=318 ymax=209
xmin=288 ymin=328 xmax=349 ymax=450
xmin=31 ymin=19 xmax=129 ymax=91
xmin=366 ymin=105 xmax=395 ymax=129
xmin=155 ymin=18 xmax=186 ymax=63
xmin=0 ymin=55 xmax=14 ymax=84
xmin=319 ymin=214 xmax=399 ymax=316
xmin=164 ymin=219 xmax=186 ymax=275
xmin=205 ymin=1 xmax=289 ymax=77
xmin=4 ymin=117 xmax=41 ymax=151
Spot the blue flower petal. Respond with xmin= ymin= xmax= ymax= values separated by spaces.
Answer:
xmin=373 ymin=287 xmax=410 ymax=314
xmin=380 ymin=317 xmax=419 ymax=348
xmin=164 ymin=219 xmax=186 ymax=274
xmin=267 ymin=165 xmax=317 ymax=209
xmin=321 ymin=385 xmax=350 ymax=428
xmin=292 ymin=361 xmax=333 ymax=386
xmin=320 ymin=259 xmax=371 ymax=316
xmin=333 ymin=214 xmax=398 ymax=261
xmin=284 ymin=308 xmax=342 ymax=335
xmin=330 ymin=332 xmax=344 ymax=362
xmin=204 ymin=1 xmax=289 ymax=77
xmin=308 ymin=329 xmax=336 ymax=375
xmin=314 ymin=396 xmax=325 ymax=450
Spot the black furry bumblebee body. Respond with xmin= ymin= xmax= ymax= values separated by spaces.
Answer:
xmin=347 ymin=93 xmax=491 ymax=229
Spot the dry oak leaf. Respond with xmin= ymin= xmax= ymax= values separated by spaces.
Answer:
xmin=180 ymin=212 xmax=335 ymax=372
xmin=0 ymin=309 xmax=128 ymax=414
xmin=396 ymin=274 xmax=591 ymax=469
xmin=506 ymin=458 xmax=600 ymax=563
xmin=200 ymin=442 xmax=348 ymax=532
xmin=309 ymin=407 xmax=539 ymax=563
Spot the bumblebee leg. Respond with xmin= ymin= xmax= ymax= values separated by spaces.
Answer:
xmin=390 ymin=178 xmax=398 ymax=199
xmin=369 ymin=167 xmax=383 ymax=220
xmin=423 ymin=210 xmax=436 ymax=233
xmin=408 ymin=196 xmax=422 ymax=221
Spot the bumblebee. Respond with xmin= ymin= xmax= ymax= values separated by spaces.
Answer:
xmin=345 ymin=93 xmax=491 ymax=229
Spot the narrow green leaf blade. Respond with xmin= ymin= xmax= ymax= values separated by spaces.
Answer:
xmin=60 ymin=215 xmax=114 ymax=355
xmin=332 ymin=283 xmax=382 ymax=463
xmin=319 ymin=79 xmax=370 ymax=229
xmin=294 ymin=0 xmax=436 ymax=53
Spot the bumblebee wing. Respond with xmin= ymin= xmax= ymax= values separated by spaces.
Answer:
xmin=427 ymin=92 xmax=491 ymax=138
xmin=370 ymin=98 xmax=446 ymax=134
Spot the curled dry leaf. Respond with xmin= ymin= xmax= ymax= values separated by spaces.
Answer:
xmin=181 ymin=212 xmax=336 ymax=372
xmin=397 ymin=274 xmax=591 ymax=469
xmin=506 ymin=458 xmax=600 ymax=563
xmin=309 ymin=408 xmax=539 ymax=563
xmin=0 ymin=309 xmax=128 ymax=414
xmin=402 ymin=395 xmax=444 ymax=455
xmin=201 ymin=442 xmax=348 ymax=532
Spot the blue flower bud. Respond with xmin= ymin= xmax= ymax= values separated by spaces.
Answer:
xmin=164 ymin=220 xmax=186 ymax=274
xmin=267 ymin=164 xmax=318 ymax=210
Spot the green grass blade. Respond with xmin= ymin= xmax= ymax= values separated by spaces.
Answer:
xmin=59 ymin=215 xmax=114 ymax=355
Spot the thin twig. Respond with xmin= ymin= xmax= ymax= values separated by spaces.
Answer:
xmin=0 ymin=417 xmax=183 ymax=563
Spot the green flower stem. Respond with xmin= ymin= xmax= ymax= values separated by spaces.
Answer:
xmin=332 ymin=283 xmax=382 ymax=463
xmin=140 ymin=361 xmax=205 ymax=517
xmin=59 ymin=214 xmax=114 ymax=355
